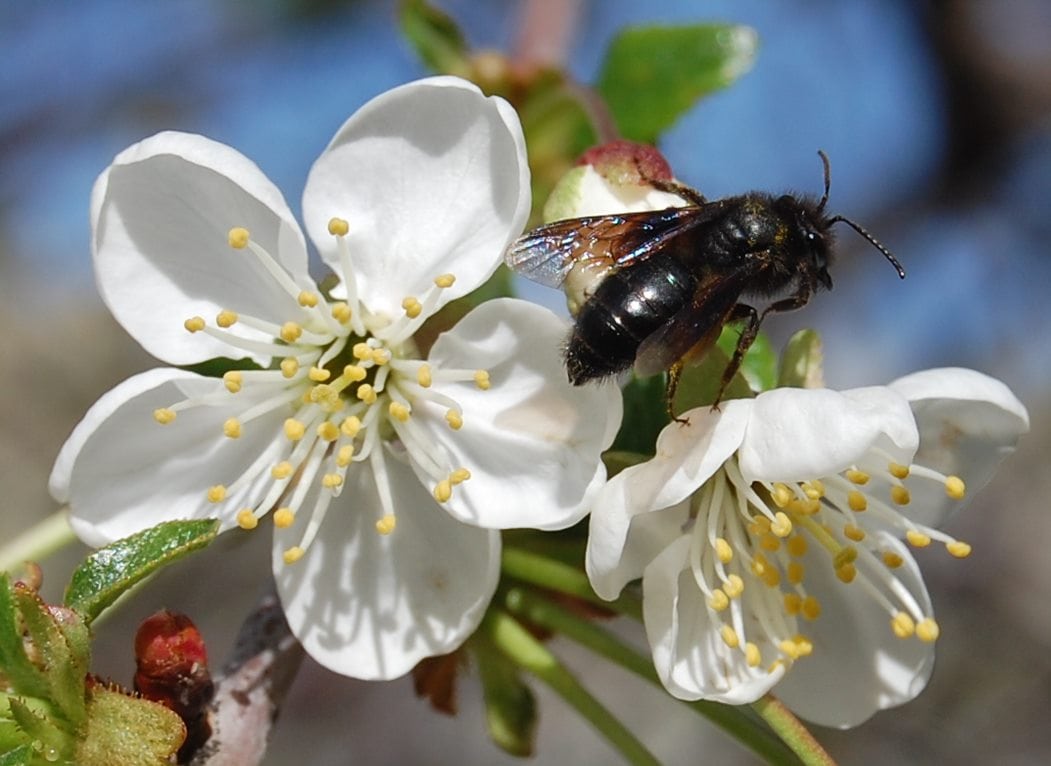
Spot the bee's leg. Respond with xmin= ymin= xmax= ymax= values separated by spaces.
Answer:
xmin=713 ymin=304 xmax=760 ymax=408
xmin=665 ymin=361 xmax=688 ymax=423
xmin=647 ymin=178 xmax=707 ymax=206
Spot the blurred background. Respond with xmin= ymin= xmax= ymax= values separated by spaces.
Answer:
xmin=1 ymin=1 xmax=1048 ymax=763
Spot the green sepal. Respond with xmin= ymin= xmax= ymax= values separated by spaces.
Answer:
xmin=0 ymin=577 xmax=48 ymax=699
xmin=597 ymin=24 xmax=758 ymax=144
xmin=76 ymin=686 xmax=185 ymax=766
xmin=398 ymin=0 xmax=471 ymax=75
xmin=64 ymin=520 xmax=219 ymax=624
xmin=5 ymin=699 xmax=68 ymax=762
xmin=716 ymin=325 xmax=777 ymax=392
xmin=671 ymin=347 xmax=753 ymax=415
xmin=11 ymin=590 xmax=86 ymax=725
xmin=179 ymin=356 xmax=262 ymax=379
xmin=611 ymin=373 xmax=670 ymax=456
xmin=0 ymin=743 xmax=34 ymax=766
xmin=777 ymin=329 xmax=824 ymax=388
xmin=601 ymin=450 xmax=649 ymax=479
xmin=473 ymin=632 xmax=538 ymax=757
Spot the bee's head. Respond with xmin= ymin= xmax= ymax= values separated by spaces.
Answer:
xmin=774 ymin=193 xmax=836 ymax=291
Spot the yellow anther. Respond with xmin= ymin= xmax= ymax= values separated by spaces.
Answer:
xmin=284 ymin=418 xmax=306 ymax=441
xmin=916 ymin=617 xmax=940 ymax=643
xmin=343 ymin=364 xmax=367 ymax=382
xmin=223 ymin=370 xmax=243 ymax=393
xmin=297 ymin=290 xmax=319 ymax=308
xmin=835 ymin=563 xmax=857 ymax=583
xmin=720 ymin=625 xmax=740 ymax=649
xmin=434 ymin=273 xmax=456 ymax=288
xmin=282 ymin=546 xmax=305 ymax=565
xmin=945 ymin=475 xmax=966 ymax=500
xmin=778 ymin=639 xmax=802 ymax=660
xmin=891 ymin=485 xmax=911 ymax=505
xmin=322 ymin=473 xmax=343 ymax=489
xmin=331 ymin=302 xmax=352 ymax=324
xmin=215 ymin=309 xmax=239 ymax=328
xmin=889 ymin=462 xmax=911 ymax=480
xmin=308 ymin=366 xmax=331 ymax=382
xmin=882 ymin=551 xmax=904 ymax=568
xmin=802 ymin=479 xmax=825 ymax=500
xmin=450 ymin=468 xmax=471 ymax=484
xmin=416 ymin=364 xmax=433 ymax=388
xmin=770 ymin=483 xmax=793 ymax=508
xmin=280 ymin=322 xmax=303 ymax=343
xmin=474 ymin=370 xmax=491 ymax=390
xmin=788 ymin=497 xmax=821 ymax=515
xmin=714 ymin=537 xmax=733 ymax=564
xmin=750 ymin=553 xmax=769 ymax=577
xmin=723 ymin=574 xmax=744 ymax=598
xmin=770 ymin=511 xmax=793 ymax=538
xmin=227 ymin=227 xmax=250 ymax=249
xmin=793 ymin=636 xmax=814 ymax=657
xmin=946 ymin=541 xmax=972 ymax=559
xmin=223 ymin=417 xmax=242 ymax=439
xmin=801 ymin=596 xmax=821 ymax=621
xmin=845 ymin=468 xmax=870 ymax=485
xmin=341 ymin=416 xmax=362 ymax=438
xmin=352 ymin=342 xmax=372 ymax=360
xmin=784 ymin=593 xmax=802 ymax=615
xmin=906 ymin=530 xmax=931 ymax=548
xmin=281 ymin=357 xmax=300 ymax=378
xmin=847 ymin=490 xmax=868 ymax=512
xmin=748 ymin=515 xmax=771 ymax=536
xmin=317 ymin=420 xmax=340 ymax=442
xmin=328 ymin=217 xmax=349 ymax=236
xmin=786 ymin=535 xmax=807 ymax=557
xmin=843 ymin=524 xmax=866 ymax=542
xmin=153 ymin=408 xmax=177 ymax=425
xmin=356 ymin=384 xmax=377 ymax=404
xmin=761 ymin=567 xmax=781 ymax=588
xmin=271 ymin=461 xmax=293 ymax=480
xmin=891 ymin=611 xmax=915 ymax=638
xmin=236 ymin=509 xmax=258 ymax=530
xmin=371 ymin=348 xmax=391 ymax=365
xmin=336 ymin=445 xmax=355 ymax=467
xmin=207 ymin=485 xmax=227 ymax=503
xmin=787 ymin=561 xmax=804 ymax=585
xmin=184 ymin=316 xmax=206 ymax=333
xmin=833 ymin=546 xmax=858 ymax=569
xmin=708 ymin=589 xmax=730 ymax=611
xmin=760 ymin=533 xmax=781 ymax=552
xmin=402 ymin=296 xmax=422 ymax=319
xmin=273 ymin=507 xmax=295 ymax=528
xmin=745 ymin=642 xmax=762 ymax=668
xmin=388 ymin=402 xmax=411 ymax=422
xmin=433 ymin=479 xmax=453 ymax=503
xmin=375 ymin=514 xmax=397 ymax=535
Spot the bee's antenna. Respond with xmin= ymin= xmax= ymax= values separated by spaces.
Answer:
xmin=827 ymin=215 xmax=907 ymax=279
xmin=816 ymin=149 xmax=832 ymax=214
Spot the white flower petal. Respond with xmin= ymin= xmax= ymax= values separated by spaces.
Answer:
xmin=889 ymin=367 xmax=1029 ymax=528
xmin=274 ymin=456 xmax=500 ymax=679
xmin=302 ymin=77 xmax=530 ymax=316
xmin=420 ymin=299 xmax=621 ymax=530
xmin=774 ymin=532 xmax=935 ymax=727
xmin=739 ymin=386 xmax=919 ymax=482
xmin=50 ymin=369 xmax=288 ymax=547
xmin=92 ymin=131 xmax=310 ymax=365
xmin=643 ymin=536 xmax=785 ymax=704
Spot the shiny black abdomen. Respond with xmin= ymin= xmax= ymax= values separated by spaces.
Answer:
xmin=565 ymin=253 xmax=697 ymax=383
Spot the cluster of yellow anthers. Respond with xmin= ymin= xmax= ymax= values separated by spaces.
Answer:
xmin=687 ymin=451 xmax=969 ymax=672
xmin=151 ymin=217 xmax=491 ymax=565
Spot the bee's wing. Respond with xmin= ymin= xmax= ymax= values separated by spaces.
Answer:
xmin=633 ymin=268 xmax=752 ymax=377
xmin=504 ymin=206 xmax=717 ymax=288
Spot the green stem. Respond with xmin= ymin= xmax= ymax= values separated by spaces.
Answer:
xmin=502 ymin=585 xmax=803 ymax=766
xmin=501 ymin=546 xmax=643 ymax=621
xmin=752 ymin=695 xmax=837 ymax=766
xmin=482 ymin=609 xmax=659 ymax=766
xmin=0 ymin=509 xmax=76 ymax=575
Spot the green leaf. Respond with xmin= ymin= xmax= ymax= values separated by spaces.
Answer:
xmin=5 ymin=699 xmax=67 ymax=762
xmin=399 ymin=0 xmax=470 ymax=75
xmin=602 ymin=450 xmax=649 ymax=478
xmin=716 ymin=325 xmax=777 ymax=392
xmin=0 ymin=577 xmax=48 ymax=699
xmin=611 ymin=373 xmax=669 ymax=455
xmin=12 ymin=590 xmax=86 ymax=725
xmin=179 ymin=356 xmax=262 ymax=379
xmin=777 ymin=329 xmax=824 ymax=388
xmin=0 ymin=743 xmax=34 ymax=766
xmin=64 ymin=520 xmax=219 ymax=624
xmin=597 ymin=24 xmax=758 ymax=143
xmin=473 ymin=633 xmax=537 ymax=757
xmin=671 ymin=345 xmax=755 ymax=415
xmin=77 ymin=686 xmax=185 ymax=766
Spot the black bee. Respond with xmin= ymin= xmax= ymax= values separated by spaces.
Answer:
xmin=505 ymin=151 xmax=905 ymax=406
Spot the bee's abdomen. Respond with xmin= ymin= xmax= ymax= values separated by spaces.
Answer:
xmin=565 ymin=255 xmax=696 ymax=384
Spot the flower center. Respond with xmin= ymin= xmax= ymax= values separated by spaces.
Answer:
xmin=151 ymin=218 xmax=490 ymax=564
xmin=687 ymin=453 xmax=970 ymax=673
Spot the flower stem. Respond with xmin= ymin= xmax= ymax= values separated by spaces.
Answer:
xmin=500 ymin=545 xmax=643 ymax=621
xmin=501 ymin=585 xmax=804 ymax=766
xmin=0 ymin=509 xmax=76 ymax=575
xmin=481 ymin=608 xmax=659 ymax=766
xmin=751 ymin=695 xmax=838 ymax=766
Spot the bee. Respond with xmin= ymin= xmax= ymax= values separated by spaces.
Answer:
xmin=505 ymin=151 xmax=905 ymax=407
